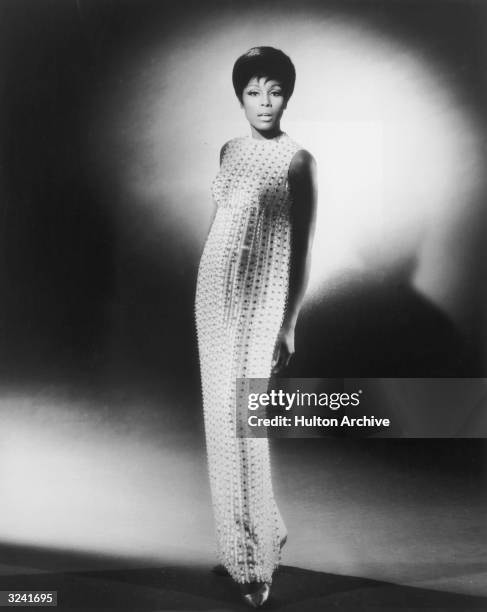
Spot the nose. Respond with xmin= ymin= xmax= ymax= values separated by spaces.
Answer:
xmin=260 ymin=93 xmax=271 ymax=106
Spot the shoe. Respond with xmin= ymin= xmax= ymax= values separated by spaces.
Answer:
xmin=240 ymin=581 xmax=271 ymax=608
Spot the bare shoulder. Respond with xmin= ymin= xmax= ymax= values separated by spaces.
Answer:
xmin=288 ymin=148 xmax=318 ymax=214
xmin=288 ymin=149 xmax=317 ymax=191
xmin=289 ymin=149 xmax=317 ymax=179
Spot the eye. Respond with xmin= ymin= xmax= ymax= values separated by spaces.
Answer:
xmin=271 ymin=90 xmax=283 ymax=97
xmin=246 ymin=90 xmax=259 ymax=96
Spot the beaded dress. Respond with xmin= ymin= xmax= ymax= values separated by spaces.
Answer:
xmin=195 ymin=132 xmax=301 ymax=584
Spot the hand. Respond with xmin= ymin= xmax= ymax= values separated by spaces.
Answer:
xmin=271 ymin=326 xmax=295 ymax=374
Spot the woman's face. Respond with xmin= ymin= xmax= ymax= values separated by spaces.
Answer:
xmin=241 ymin=76 xmax=287 ymax=135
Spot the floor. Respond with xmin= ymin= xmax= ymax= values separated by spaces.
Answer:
xmin=0 ymin=379 xmax=485 ymax=610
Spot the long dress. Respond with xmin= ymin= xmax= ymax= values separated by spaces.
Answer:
xmin=194 ymin=132 xmax=301 ymax=584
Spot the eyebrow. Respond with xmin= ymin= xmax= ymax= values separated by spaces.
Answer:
xmin=244 ymin=83 xmax=284 ymax=90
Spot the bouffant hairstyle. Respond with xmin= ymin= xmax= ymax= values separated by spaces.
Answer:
xmin=232 ymin=46 xmax=296 ymax=104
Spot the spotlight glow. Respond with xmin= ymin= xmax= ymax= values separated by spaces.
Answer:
xmin=0 ymin=392 xmax=214 ymax=564
xmin=95 ymin=9 xmax=484 ymax=321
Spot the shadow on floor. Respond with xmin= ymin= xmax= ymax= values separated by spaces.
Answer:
xmin=0 ymin=543 xmax=486 ymax=611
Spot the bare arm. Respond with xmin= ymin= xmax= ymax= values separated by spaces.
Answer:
xmin=272 ymin=149 xmax=317 ymax=373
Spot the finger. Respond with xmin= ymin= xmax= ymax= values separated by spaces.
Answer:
xmin=272 ymin=356 xmax=281 ymax=373
xmin=271 ymin=348 xmax=280 ymax=369
xmin=277 ymin=356 xmax=288 ymax=373
xmin=277 ymin=346 xmax=294 ymax=373
xmin=271 ymin=343 xmax=280 ymax=365
xmin=274 ymin=348 xmax=288 ymax=374
xmin=272 ymin=350 xmax=284 ymax=373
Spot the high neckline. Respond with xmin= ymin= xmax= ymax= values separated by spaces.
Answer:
xmin=246 ymin=132 xmax=288 ymax=144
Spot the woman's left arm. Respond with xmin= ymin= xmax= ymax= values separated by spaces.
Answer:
xmin=272 ymin=149 xmax=317 ymax=374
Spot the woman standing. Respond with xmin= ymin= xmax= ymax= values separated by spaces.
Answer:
xmin=195 ymin=46 xmax=317 ymax=607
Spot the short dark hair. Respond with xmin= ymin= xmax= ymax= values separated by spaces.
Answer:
xmin=232 ymin=46 xmax=296 ymax=103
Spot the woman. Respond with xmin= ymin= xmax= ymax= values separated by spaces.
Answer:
xmin=195 ymin=46 xmax=317 ymax=607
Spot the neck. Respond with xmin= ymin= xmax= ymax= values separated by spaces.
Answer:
xmin=250 ymin=125 xmax=283 ymax=140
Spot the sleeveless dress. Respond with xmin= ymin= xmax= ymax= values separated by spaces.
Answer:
xmin=194 ymin=132 xmax=302 ymax=584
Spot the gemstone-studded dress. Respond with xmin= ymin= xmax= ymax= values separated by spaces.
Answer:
xmin=195 ymin=132 xmax=301 ymax=584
